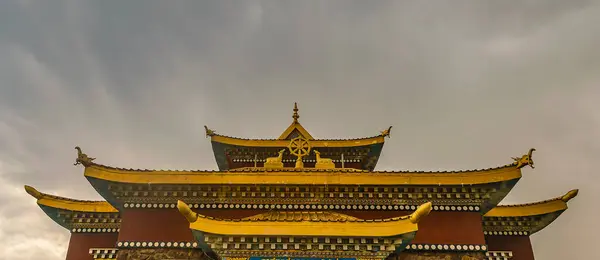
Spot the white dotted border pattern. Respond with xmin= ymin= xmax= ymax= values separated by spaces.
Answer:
xmin=117 ymin=241 xmax=199 ymax=249
xmin=72 ymin=228 xmax=120 ymax=233
xmin=89 ymin=248 xmax=117 ymax=259
xmin=405 ymin=244 xmax=487 ymax=252
xmin=123 ymin=203 xmax=480 ymax=212
xmin=483 ymin=231 xmax=529 ymax=236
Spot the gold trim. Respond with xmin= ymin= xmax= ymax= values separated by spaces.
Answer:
xmin=24 ymin=185 xmax=117 ymax=213
xmin=278 ymin=103 xmax=314 ymax=140
xmin=178 ymin=200 xmax=430 ymax=237
xmin=211 ymin=134 xmax=385 ymax=148
xmin=84 ymin=165 xmax=522 ymax=186
xmin=484 ymin=189 xmax=578 ymax=217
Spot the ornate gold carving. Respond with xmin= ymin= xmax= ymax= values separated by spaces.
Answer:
xmin=204 ymin=125 xmax=216 ymax=137
xmin=264 ymin=149 xmax=285 ymax=169
xmin=74 ymin=146 xmax=95 ymax=167
xmin=561 ymin=189 xmax=579 ymax=202
xmin=409 ymin=202 xmax=432 ymax=224
xmin=292 ymin=102 xmax=299 ymax=123
xmin=24 ymin=185 xmax=43 ymax=199
xmin=511 ymin=148 xmax=535 ymax=169
xmin=241 ymin=211 xmax=360 ymax=222
xmin=177 ymin=200 xmax=198 ymax=223
xmin=116 ymin=248 xmax=204 ymax=260
xmin=313 ymin=150 xmax=335 ymax=169
xmin=381 ymin=126 xmax=392 ymax=137
xmin=288 ymin=136 xmax=311 ymax=168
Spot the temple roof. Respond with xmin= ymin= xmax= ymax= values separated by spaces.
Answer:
xmin=205 ymin=103 xmax=391 ymax=144
xmin=24 ymin=185 xmax=117 ymax=213
xmin=83 ymin=162 xmax=523 ymax=186
xmin=205 ymin=103 xmax=392 ymax=170
xmin=25 ymin=186 xmax=577 ymax=236
xmin=177 ymin=200 xmax=432 ymax=237
xmin=24 ymin=186 xmax=119 ymax=231
xmin=486 ymin=189 xmax=578 ymax=217
xmin=483 ymin=189 xmax=578 ymax=236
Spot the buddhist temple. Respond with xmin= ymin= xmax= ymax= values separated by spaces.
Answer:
xmin=26 ymin=103 xmax=577 ymax=260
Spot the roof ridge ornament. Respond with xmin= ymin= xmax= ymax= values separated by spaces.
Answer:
xmin=24 ymin=185 xmax=43 ymax=199
xmin=511 ymin=148 xmax=536 ymax=169
xmin=74 ymin=146 xmax=95 ymax=167
xmin=204 ymin=125 xmax=216 ymax=138
xmin=292 ymin=102 xmax=299 ymax=123
xmin=561 ymin=189 xmax=579 ymax=202
xmin=288 ymin=136 xmax=311 ymax=168
xmin=381 ymin=126 xmax=392 ymax=138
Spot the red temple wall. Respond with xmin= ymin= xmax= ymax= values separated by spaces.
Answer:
xmin=118 ymin=209 xmax=195 ymax=242
xmin=65 ymin=232 xmax=118 ymax=260
xmin=341 ymin=210 xmax=486 ymax=244
xmin=486 ymin=235 xmax=535 ymax=260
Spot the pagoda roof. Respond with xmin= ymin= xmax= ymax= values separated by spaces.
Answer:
xmin=25 ymin=185 xmax=117 ymax=213
xmin=83 ymin=161 xmax=523 ymax=186
xmin=25 ymin=186 xmax=577 ymax=236
xmin=205 ymin=103 xmax=392 ymax=145
xmin=486 ymin=189 xmax=578 ymax=217
xmin=483 ymin=189 xmax=578 ymax=236
xmin=24 ymin=185 xmax=119 ymax=232
xmin=177 ymin=200 xmax=432 ymax=237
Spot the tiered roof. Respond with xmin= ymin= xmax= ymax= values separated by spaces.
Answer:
xmin=206 ymin=103 xmax=391 ymax=171
xmin=24 ymin=103 xmax=578 ymax=259
xmin=25 ymin=185 xmax=578 ymax=237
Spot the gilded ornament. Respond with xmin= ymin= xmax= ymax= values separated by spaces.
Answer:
xmin=263 ymin=149 xmax=285 ymax=169
xmin=204 ymin=125 xmax=216 ymax=137
xmin=561 ymin=189 xmax=579 ymax=202
xmin=313 ymin=150 xmax=335 ymax=169
xmin=74 ymin=146 xmax=95 ymax=167
xmin=381 ymin=126 xmax=392 ymax=138
xmin=512 ymin=148 xmax=535 ymax=169
xmin=288 ymin=136 xmax=311 ymax=168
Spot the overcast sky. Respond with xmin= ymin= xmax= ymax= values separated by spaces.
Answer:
xmin=1 ymin=1 xmax=598 ymax=259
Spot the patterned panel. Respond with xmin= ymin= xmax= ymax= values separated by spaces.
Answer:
xmin=89 ymin=248 xmax=118 ymax=259
xmin=485 ymin=251 xmax=513 ymax=260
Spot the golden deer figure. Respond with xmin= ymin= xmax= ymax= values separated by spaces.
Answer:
xmin=314 ymin=150 xmax=335 ymax=169
xmin=264 ymin=149 xmax=285 ymax=169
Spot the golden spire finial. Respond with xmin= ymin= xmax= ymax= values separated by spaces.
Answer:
xmin=292 ymin=102 xmax=299 ymax=123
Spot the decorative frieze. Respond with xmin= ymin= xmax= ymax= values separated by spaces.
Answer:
xmin=202 ymin=234 xmax=408 ymax=258
xmin=89 ymin=248 xmax=118 ymax=259
xmin=109 ymin=184 xmax=497 ymax=210
xmin=122 ymin=202 xmax=481 ymax=212
xmin=72 ymin=228 xmax=120 ymax=233
xmin=404 ymin=243 xmax=488 ymax=252
xmin=483 ymin=231 xmax=529 ymax=236
xmin=117 ymin=241 xmax=199 ymax=249
xmin=116 ymin=248 xmax=204 ymax=260
xmin=486 ymin=251 xmax=513 ymax=260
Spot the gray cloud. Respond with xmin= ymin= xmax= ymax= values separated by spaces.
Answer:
xmin=1 ymin=0 xmax=599 ymax=259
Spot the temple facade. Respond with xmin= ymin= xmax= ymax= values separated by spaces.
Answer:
xmin=26 ymin=103 xmax=577 ymax=260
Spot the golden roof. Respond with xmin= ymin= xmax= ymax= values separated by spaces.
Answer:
xmin=26 ymin=186 xmax=577 ymax=236
xmin=177 ymin=200 xmax=432 ymax=237
xmin=485 ymin=189 xmax=578 ymax=217
xmin=83 ymin=163 xmax=522 ymax=186
xmin=204 ymin=103 xmax=391 ymax=147
xmin=24 ymin=185 xmax=117 ymax=213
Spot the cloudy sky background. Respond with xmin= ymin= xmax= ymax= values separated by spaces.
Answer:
xmin=1 ymin=0 xmax=599 ymax=259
